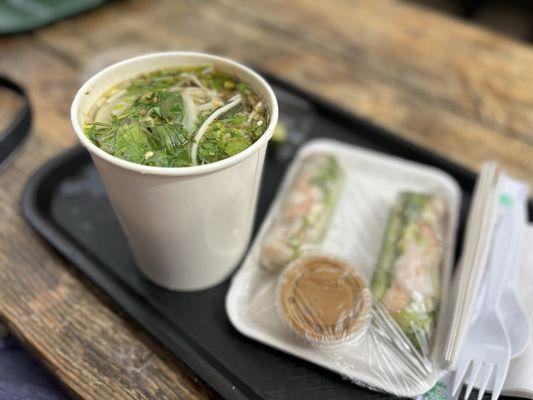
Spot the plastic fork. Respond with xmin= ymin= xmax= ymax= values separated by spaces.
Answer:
xmin=451 ymin=208 xmax=512 ymax=400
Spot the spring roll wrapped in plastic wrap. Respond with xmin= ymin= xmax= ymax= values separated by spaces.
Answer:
xmin=371 ymin=192 xmax=447 ymax=349
xmin=260 ymin=154 xmax=343 ymax=271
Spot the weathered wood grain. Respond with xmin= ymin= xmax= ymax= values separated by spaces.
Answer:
xmin=0 ymin=44 xmax=216 ymax=399
xmin=0 ymin=0 xmax=532 ymax=398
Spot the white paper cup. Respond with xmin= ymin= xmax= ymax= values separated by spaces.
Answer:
xmin=71 ymin=52 xmax=278 ymax=291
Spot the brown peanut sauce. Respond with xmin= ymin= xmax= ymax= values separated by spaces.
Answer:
xmin=279 ymin=255 xmax=371 ymax=343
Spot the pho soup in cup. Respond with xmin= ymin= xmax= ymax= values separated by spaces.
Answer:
xmin=71 ymin=52 xmax=278 ymax=291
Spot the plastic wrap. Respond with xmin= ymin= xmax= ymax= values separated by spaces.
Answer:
xmin=261 ymin=153 xmax=344 ymax=271
xmin=371 ymin=192 xmax=448 ymax=352
xmin=226 ymin=139 xmax=460 ymax=397
xmin=277 ymin=253 xmax=372 ymax=344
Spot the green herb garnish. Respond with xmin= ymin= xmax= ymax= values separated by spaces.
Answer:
xmin=84 ymin=66 xmax=269 ymax=167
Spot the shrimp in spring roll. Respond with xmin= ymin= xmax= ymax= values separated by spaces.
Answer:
xmin=260 ymin=153 xmax=344 ymax=271
xmin=371 ymin=192 xmax=447 ymax=349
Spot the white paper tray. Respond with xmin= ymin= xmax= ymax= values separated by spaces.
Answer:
xmin=226 ymin=138 xmax=461 ymax=397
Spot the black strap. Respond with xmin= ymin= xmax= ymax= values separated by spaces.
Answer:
xmin=0 ymin=76 xmax=32 ymax=170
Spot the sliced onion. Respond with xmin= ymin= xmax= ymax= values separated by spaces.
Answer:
xmin=181 ymin=93 xmax=197 ymax=134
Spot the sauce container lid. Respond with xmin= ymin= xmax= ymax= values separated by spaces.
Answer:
xmin=278 ymin=253 xmax=372 ymax=344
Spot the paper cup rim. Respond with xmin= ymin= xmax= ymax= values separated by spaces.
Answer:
xmin=71 ymin=51 xmax=278 ymax=176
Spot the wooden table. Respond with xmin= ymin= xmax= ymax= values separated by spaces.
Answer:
xmin=1 ymin=0 xmax=532 ymax=398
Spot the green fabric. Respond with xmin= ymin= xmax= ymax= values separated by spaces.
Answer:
xmin=0 ymin=0 xmax=104 ymax=34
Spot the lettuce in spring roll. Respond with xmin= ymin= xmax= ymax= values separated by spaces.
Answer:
xmin=371 ymin=192 xmax=447 ymax=349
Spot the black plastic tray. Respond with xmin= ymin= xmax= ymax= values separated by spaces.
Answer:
xmin=0 ymin=76 xmax=32 ymax=171
xmin=21 ymin=74 xmax=530 ymax=400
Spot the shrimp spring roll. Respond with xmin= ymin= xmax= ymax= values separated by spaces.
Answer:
xmin=260 ymin=153 xmax=344 ymax=271
xmin=371 ymin=192 xmax=447 ymax=349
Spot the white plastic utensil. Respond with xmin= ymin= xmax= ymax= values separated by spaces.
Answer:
xmin=452 ymin=203 xmax=512 ymax=400
xmin=499 ymin=175 xmax=530 ymax=359
xmin=501 ymin=280 xmax=530 ymax=359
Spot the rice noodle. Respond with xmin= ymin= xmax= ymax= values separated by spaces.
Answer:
xmin=188 ymin=74 xmax=211 ymax=94
xmin=246 ymin=101 xmax=263 ymax=123
xmin=197 ymin=102 xmax=215 ymax=112
xmin=106 ymin=88 xmax=127 ymax=104
xmin=201 ymin=66 xmax=214 ymax=75
xmin=94 ymin=89 xmax=130 ymax=122
xmin=247 ymin=110 xmax=257 ymax=124
xmin=190 ymin=94 xmax=242 ymax=165
xmin=182 ymin=87 xmax=208 ymax=97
